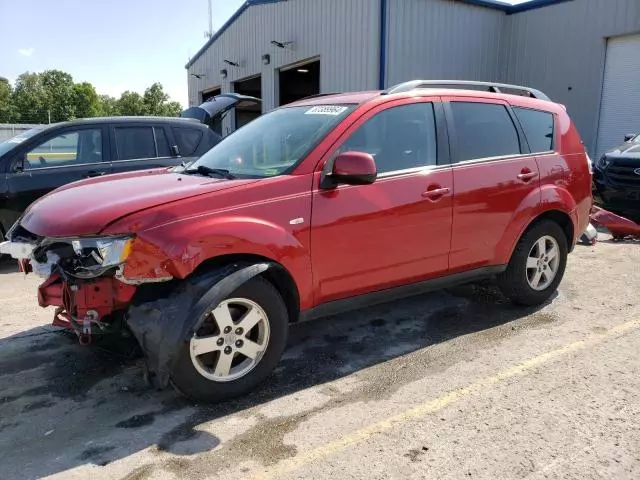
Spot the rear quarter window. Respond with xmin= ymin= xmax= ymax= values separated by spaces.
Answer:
xmin=513 ymin=107 xmax=555 ymax=153
xmin=174 ymin=127 xmax=204 ymax=157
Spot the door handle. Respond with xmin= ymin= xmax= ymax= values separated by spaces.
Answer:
xmin=85 ymin=170 xmax=106 ymax=178
xmin=422 ymin=187 xmax=450 ymax=200
xmin=517 ymin=171 xmax=538 ymax=182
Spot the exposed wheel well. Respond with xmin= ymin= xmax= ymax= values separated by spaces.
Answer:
xmin=191 ymin=254 xmax=301 ymax=323
xmin=524 ymin=210 xmax=574 ymax=251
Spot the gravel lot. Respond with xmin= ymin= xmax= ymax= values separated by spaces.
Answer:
xmin=0 ymin=235 xmax=639 ymax=480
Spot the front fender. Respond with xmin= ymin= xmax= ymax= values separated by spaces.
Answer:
xmin=127 ymin=262 xmax=271 ymax=387
xmin=121 ymin=216 xmax=313 ymax=307
xmin=493 ymin=185 xmax=577 ymax=265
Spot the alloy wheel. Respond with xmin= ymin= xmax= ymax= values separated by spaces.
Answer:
xmin=189 ymin=298 xmax=270 ymax=382
xmin=525 ymin=235 xmax=560 ymax=291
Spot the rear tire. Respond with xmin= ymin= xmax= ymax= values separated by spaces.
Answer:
xmin=498 ymin=220 xmax=568 ymax=306
xmin=171 ymin=276 xmax=288 ymax=403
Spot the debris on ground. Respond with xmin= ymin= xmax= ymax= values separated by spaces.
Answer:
xmin=579 ymin=223 xmax=598 ymax=246
xmin=589 ymin=206 xmax=640 ymax=241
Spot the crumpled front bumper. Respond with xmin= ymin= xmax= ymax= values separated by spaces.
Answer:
xmin=38 ymin=274 xmax=137 ymax=340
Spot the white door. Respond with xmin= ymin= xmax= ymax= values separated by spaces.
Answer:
xmin=595 ymin=34 xmax=640 ymax=159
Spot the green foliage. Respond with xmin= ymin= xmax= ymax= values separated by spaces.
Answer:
xmin=162 ymin=101 xmax=183 ymax=117
xmin=41 ymin=70 xmax=75 ymax=122
xmin=143 ymin=82 xmax=169 ymax=115
xmin=0 ymin=78 xmax=16 ymax=123
xmin=98 ymin=95 xmax=119 ymax=116
xmin=12 ymin=72 xmax=48 ymax=123
xmin=117 ymin=91 xmax=147 ymax=116
xmin=73 ymin=82 xmax=101 ymax=118
xmin=1 ymin=71 xmax=183 ymax=124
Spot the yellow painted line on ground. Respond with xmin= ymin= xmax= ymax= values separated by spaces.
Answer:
xmin=248 ymin=319 xmax=640 ymax=480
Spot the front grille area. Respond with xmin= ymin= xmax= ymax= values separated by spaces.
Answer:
xmin=605 ymin=160 xmax=640 ymax=188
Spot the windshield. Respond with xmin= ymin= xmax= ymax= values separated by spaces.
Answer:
xmin=0 ymin=127 xmax=45 ymax=157
xmin=186 ymin=104 xmax=355 ymax=178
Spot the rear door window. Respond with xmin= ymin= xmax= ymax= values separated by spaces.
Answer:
xmin=114 ymin=126 xmax=156 ymax=160
xmin=513 ymin=107 xmax=555 ymax=153
xmin=154 ymin=127 xmax=171 ymax=157
xmin=449 ymin=102 xmax=521 ymax=162
xmin=174 ymin=127 xmax=203 ymax=156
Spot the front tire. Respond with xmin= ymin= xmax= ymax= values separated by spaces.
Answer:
xmin=498 ymin=220 xmax=568 ymax=306
xmin=171 ymin=276 xmax=288 ymax=402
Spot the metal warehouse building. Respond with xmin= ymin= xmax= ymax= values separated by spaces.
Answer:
xmin=186 ymin=0 xmax=640 ymax=158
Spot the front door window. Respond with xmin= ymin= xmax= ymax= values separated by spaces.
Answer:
xmin=24 ymin=129 xmax=102 ymax=170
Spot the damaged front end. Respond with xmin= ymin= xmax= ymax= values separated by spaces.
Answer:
xmin=0 ymin=224 xmax=172 ymax=345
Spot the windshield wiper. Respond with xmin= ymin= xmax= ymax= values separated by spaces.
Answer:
xmin=184 ymin=165 xmax=236 ymax=180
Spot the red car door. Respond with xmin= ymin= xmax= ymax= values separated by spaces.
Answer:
xmin=444 ymin=98 xmax=541 ymax=272
xmin=310 ymin=98 xmax=453 ymax=304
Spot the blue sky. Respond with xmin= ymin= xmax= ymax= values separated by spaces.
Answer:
xmin=0 ymin=0 xmax=529 ymax=108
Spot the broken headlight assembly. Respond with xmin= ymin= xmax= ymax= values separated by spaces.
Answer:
xmin=32 ymin=235 xmax=135 ymax=279
xmin=67 ymin=236 xmax=134 ymax=278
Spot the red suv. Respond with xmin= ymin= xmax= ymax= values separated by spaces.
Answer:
xmin=1 ymin=81 xmax=592 ymax=402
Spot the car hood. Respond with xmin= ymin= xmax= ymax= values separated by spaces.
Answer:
xmin=605 ymin=142 xmax=640 ymax=160
xmin=20 ymin=169 xmax=257 ymax=237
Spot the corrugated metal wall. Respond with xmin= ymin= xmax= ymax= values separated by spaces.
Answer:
xmin=385 ymin=0 xmax=504 ymax=86
xmin=187 ymin=0 xmax=380 ymax=132
xmin=500 ymin=0 xmax=640 ymax=155
xmin=188 ymin=0 xmax=640 ymax=153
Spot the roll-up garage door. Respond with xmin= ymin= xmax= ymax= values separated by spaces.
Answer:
xmin=595 ymin=34 xmax=640 ymax=159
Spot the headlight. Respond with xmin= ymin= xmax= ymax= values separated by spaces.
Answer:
xmin=71 ymin=236 xmax=134 ymax=267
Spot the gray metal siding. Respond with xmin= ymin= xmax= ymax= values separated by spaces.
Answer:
xmin=385 ymin=0 xmax=505 ymax=87
xmin=187 ymin=0 xmax=380 ymax=127
xmin=500 ymin=0 xmax=640 ymax=155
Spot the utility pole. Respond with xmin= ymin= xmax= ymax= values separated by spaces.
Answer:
xmin=206 ymin=0 xmax=214 ymax=39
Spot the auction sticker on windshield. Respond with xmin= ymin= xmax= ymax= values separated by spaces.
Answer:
xmin=305 ymin=106 xmax=348 ymax=116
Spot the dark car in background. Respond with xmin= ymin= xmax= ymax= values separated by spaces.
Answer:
xmin=593 ymin=133 xmax=640 ymax=215
xmin=0 ymin=94 xmax=260 ymax=238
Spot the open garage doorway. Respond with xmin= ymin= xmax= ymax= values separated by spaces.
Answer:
xmin=278 ymin=59 xmax=320 ymax=106
xmin=233 ymin=75 xmax=262 ymax=130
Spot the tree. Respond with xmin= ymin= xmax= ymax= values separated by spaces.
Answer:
xmin=12 ymin=72 xmax=48 ymax=123
xmin=161 ymin=101 xmax=183 ymax=117
xmin=73 ymin=82 xmax=100 ymax=118
xmin=142 ymin=83 xmax=182 ymax=116
xmin=0 ymin=78 xmax=15 ymax=123
xmin=98 ymin=95 xmax=119 ymax=116
xmin=117 ymin=91 xmax=146 ymax=116
xmin=40 ymin=70 xmax=76 ymax=122
xmin=143 ymin=82 xmax=169 ymax=115
xmin=4 ymin=70 xmax=183 ymax=123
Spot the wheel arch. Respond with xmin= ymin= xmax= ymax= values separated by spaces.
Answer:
xmin=524 ymin=210 xmax=575 ymax=250
xmin=506 ymin=209 xmax=575 ymax=265
xmin=190 ymin=253 xmax=301 ymax=324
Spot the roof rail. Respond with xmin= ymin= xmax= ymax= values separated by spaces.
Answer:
xmin=381 ymin=80 xmax=551 ymax=102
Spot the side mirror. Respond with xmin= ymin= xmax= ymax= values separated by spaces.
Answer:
xmin=324 ymin=151 xmax=377 ymax=188
xmin=624 ymin=134 xmax=636 ymax=142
